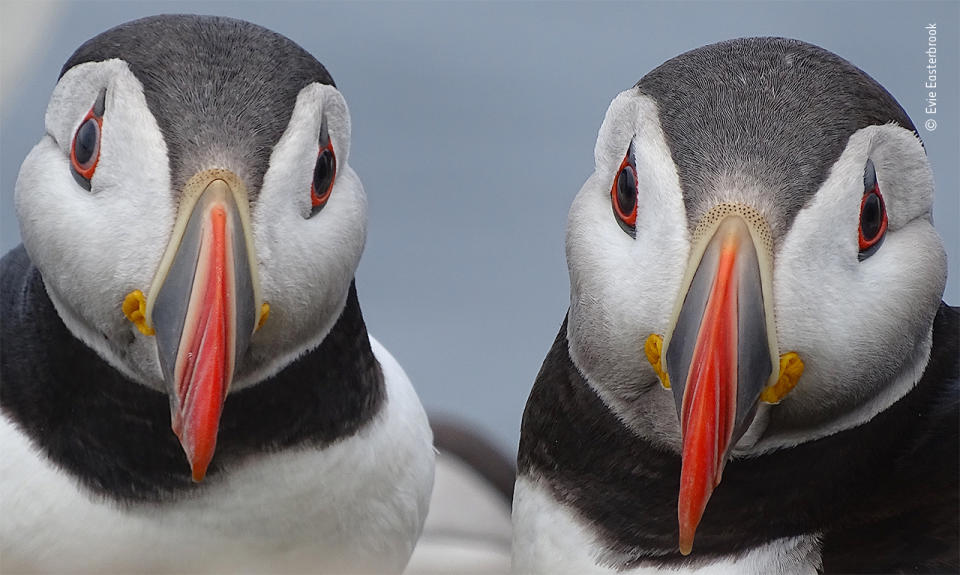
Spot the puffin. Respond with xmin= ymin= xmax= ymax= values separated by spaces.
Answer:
xmin=513 ymin=37 xmax=958 ymax=574
xmin=0 ymin=15 xmax=434 ymax=574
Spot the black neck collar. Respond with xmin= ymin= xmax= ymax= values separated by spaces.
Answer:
xmin=518 ymin=305 xmax=958 ymax=571
xmin=1 ymin=245 xmax=384 ymax=504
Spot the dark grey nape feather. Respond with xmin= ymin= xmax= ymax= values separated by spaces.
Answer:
xmin=636 ymin=37 xmax=918 ymax=240
xmin=61 ymin=14 xmax=335 ymax=198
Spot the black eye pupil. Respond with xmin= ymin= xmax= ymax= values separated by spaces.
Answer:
xmin=313 ymin=149 xmax=334 ymax=194
xmin=617 ymin=166 xmax=637 ymax=215
xmin=74 ymin=119 xmax=99 ymax=166
xmin=861 ymin=192 xmax=882 ymax=241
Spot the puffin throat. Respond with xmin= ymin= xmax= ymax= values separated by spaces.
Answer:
xmin=147 ymin=171 xmax=263 ymax=482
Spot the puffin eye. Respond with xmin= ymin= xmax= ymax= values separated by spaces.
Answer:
xmin=858 ymin=158 xmax=887 ymax=260
xmin=70 ymin=90 xmax=106 ymax=191
xmin=309 ymin=117 xmax=337 ymax=217
xmin=611 ymin=142 xmax=638 ymax=237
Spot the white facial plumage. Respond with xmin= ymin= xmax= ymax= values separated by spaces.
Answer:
xmin=566 ymin=90 xmax=690 ymax=452
xmin=17 ymin=60 xmax=173 ymax=388
xmin=765 ymin=124 xmax=945 ymax=449
xmin=245 ymin=82 xmax=366 ymax=388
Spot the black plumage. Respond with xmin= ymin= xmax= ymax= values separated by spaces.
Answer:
xmin=1 ymin=246 xmax=384 ymax=503
xmin=518 ymin=305 xmax=958 ymax=572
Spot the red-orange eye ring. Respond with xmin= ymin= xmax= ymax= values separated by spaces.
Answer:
xmin=309 ymin=140 xmax=336 ymax=215
xmin=309 ymin=117 xmax=337 ymax=217
xmin=858 ymin=159 xmax=887 ymax=260
xmin=70 ymin=108 xmax=102 ymax=182
xmin=857 ymin=190 xmax=887 ymax=252
xmin=611 ymin=144 xmax=638 ymax=236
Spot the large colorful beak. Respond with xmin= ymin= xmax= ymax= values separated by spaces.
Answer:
xmin=143 ymin=170 xmax=263 ymax=481
xmin=661 ymin=204 xmax=779 ymax=555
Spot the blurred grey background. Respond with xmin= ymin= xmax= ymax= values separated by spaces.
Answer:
xmin=2 ymin=1 xmax=957 ymax=456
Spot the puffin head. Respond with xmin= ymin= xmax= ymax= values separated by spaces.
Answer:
xmin=564 ymin=37 xmax=947 ymax=554
xmin=15 ymin=15 xmax=367 ymax=481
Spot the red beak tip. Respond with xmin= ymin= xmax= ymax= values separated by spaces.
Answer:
xmin=678 ymin=503 xmax=705 ymax=557
xmin=184 ymin=441 xmax=216 ymax=483
xmin=191 ymin=465 xmax=208 ymax=483
xmin=174 ymin=424 xmax=214 ymax=483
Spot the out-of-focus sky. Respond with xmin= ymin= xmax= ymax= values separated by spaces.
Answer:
xmin=2 ymin=1 xmax=957 ymax=454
